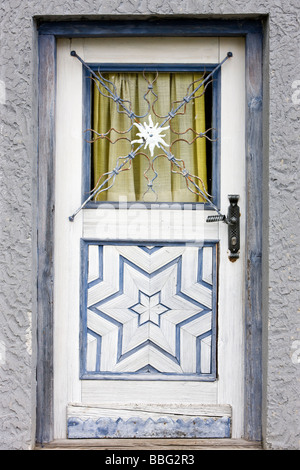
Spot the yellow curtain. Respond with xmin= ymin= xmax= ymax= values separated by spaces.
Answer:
xmin=92 ymin=72 xmax=207 ymax=202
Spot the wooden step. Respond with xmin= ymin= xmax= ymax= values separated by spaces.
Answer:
xmin=35 ymin=438 xmax=262 ymax=450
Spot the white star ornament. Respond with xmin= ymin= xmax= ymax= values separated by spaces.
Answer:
xmin=131 ymin=115 xmax=170 ymax=157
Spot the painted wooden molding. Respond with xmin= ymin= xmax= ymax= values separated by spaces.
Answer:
xmin=67 ymin=404 xmax=231 ymax=439
xmin=81 ymin=243 xmax=217 ymax=381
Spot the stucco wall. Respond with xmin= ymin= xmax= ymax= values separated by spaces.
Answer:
xmin=0 ymin=0 xmax=299 ymax=450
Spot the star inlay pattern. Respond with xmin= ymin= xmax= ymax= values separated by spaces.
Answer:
xmin=81 ymin=243 xmax=217 ymax=380
xmin=130 ymin=291 xmax=170 ymax=326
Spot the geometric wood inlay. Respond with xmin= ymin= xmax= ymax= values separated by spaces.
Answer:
xmin=81 ymin=242 xmax=217 ymax=381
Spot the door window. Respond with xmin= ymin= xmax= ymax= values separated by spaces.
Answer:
xmin=89 ymin=69 xmax=212 ymax=203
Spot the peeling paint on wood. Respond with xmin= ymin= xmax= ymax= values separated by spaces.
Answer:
xmin=67 ymin=404 xmax=231 ymax=439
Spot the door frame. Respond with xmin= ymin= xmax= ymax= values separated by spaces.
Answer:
xmin=36 ymin=17 xmax=264 ymax=444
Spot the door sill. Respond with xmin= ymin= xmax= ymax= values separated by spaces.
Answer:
xmin=35 ymin=438 xmax=262 ymax=450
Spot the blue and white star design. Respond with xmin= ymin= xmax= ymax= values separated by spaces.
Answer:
xmin=83 ymin=244 xmax=216 ymax=379
xmin=130 ymin=291 xmax=170 ymax=326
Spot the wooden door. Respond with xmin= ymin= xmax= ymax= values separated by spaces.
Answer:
xmin=54 ymin=36 xmax=246 ymax=439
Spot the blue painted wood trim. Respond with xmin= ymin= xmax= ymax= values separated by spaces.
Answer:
xmin=244 ymin=31 xmax=264 ymax=442
xmin=82 ymin=65 xmax=92 ymax=209
xmin=68 ymin=415 xmax=231 ymax=439
xmin=38 ymin=18 xmax=263 ymax=37
xmin=79 ymin=239 xmax=89 ymax=380
xmin=36 ymin=33 xmax=56 ymax=444
xmin=212 ymin=66 xmax=221 ymax=209
xmin=87 ymin=63 xmax=218 ymax=72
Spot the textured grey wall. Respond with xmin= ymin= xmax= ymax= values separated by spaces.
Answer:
xmin=0 ymin=0 xmax=299 ymax=450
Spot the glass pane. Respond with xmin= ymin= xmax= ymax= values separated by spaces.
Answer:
xmin=90 ymin=71 xmax=213 ymax=203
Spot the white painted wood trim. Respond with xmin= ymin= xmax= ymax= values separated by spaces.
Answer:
xmin=81 ymin=380 xmax=218 ymax=405
xmin=54 ymin=38 xmax=84 ymax=439
xmin=83 ymin=208 xmax=219 ymax=241
xmin=76 ymin=37 xmax=219 ymax=64
xmin=217 ymin=37 xmax=246 ymax=438
xmin=67 ymin=403 xmax=231 ymax=421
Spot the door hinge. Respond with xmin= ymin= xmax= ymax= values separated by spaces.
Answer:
xmin=206 ymin=195 xmax=240 ymax=261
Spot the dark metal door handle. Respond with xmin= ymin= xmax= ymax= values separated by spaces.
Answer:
xmin=206 ymin=195 xmax=240 ymax=261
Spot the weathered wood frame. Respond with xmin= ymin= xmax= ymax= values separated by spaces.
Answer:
xmin=36 ymin=18 xmax=264 ymax=444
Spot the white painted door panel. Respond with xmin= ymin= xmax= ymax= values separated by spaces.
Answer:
xmin=54 ymin=37 xmax=245 ymax=439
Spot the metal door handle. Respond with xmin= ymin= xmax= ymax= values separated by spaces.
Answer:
xmin=206 ymin=195 xmax=240 ymax=261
